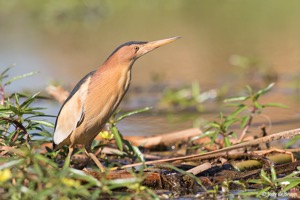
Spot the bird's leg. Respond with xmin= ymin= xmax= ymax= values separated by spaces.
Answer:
xmin=84 ymin=148 xmax=106 ymax=172
xmin=63 ymin=146 xmax=74 ymax=169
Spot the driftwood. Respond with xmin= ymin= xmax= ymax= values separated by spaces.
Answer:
xmin=112 ymin=128 xmax=300 ymax=170
xmin=46 ymin=85 xmax=69 ymax=104
xmin=124 ymin=128 xmax=202 ymax=148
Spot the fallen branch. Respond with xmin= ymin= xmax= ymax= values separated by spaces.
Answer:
xmin=112 ymin=128 xmax=300 ymax=170
xmin=125 ymin=128 xmax=202 ymax=148
xmin=46 ymin=85 xmax=69 ymax=104
xmin=186 ymin=163 xmax=212 ymax=175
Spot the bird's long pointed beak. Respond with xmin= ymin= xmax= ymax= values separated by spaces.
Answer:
xmin=137 ymin=36 xmax=181 ymax=58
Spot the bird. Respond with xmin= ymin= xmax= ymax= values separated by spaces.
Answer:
xmin=52 ymin=36 xmax=180 ymax=171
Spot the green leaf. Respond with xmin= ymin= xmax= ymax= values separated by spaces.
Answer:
xmin=256 ymin=82 xmax=275 ymax=96
xmin=224 ymin=137 xmax=231 ymax=147
xmin=247 ymin=179 xmax=262 ymax=184
xmin=4 ymin=71 xmax=38 ymax=86
xmin=14 ymin=93 xmax=20 ymax=106
xmin=24 ymin=107 xmax=47 ymax=111
xmin=20 ymin=92 xmax=40 ymax=109
xmin=69 ymin=168 xmax=101 ymax=187
xmin=111 ymin=126 xmax=123 ymax=151
xmin=210 ymin=132 xmax=219 ymax=145
xmin=116 ymin=107 xmax=151 ymax=122
xmin=222 ymin=118 xmax=239 ymax=128
xmin=132 ymin=146 xmax=145 ymax=162
xmin=190 ymin=130 xmax=217 ymax=141
xmin=219 ymin=112 xmax=224 ymax=120
xmin=260 ymin=169 xmax=272 ymax=185
xmin=282 ymin=180 xmax=300 ymax=192
xmin=25 ymin=114 xmax=56 ymax=119
xmin=277 ymin=177 xmax=300 ymax=184
xmin=225 ymin=102 xmax=246 ymax=107
xmin=8 ymin=104 xmax=20 ymax=115
xmin=1 ymin=66 xmax=13 ymax=77
xmin=191 ymin=81 xmax=200 ymax=98
xmin=33 ymin=160 xmax=44 ymax=178
xmin=245 ymin=85 xmax=253 ymax=95
xmin=30 ymin=120 xmax=54 ymax=128
xmin=231 ymin=104 xmax=247 ymax=116
xmin=254 ymin=101 xmax=263 ymax=110
xmin=0 ymin=159 xmax=24 ymax=170
xmin=270 ymin=166 xmax=277 ymax=182
xmin=35 ymin=154 xmax=57 ymax=168
xmin=224 ymin=96 xmax=249 ymax=103
xmin=263 ymin=102 xmax=288 ymax=108
xmin=257 ymin=186 xmax=271 ymax=197
xmin=209 ymin=122 xmax=221 ymax=129
xmin=240 ymin=115 xmax=250 ymax=129
xmin=284 ymin=135 xmax=300 ymax=148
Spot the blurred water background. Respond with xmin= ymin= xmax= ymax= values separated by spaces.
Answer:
xmin=0 ymin=0 xmax=299 ymax=136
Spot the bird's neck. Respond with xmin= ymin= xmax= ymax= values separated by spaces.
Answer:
xmin=91 ymin=60 xmax=133 ymax=94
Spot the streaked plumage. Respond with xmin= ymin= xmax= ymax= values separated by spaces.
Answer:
xmin=53 ymin=37 xmax=180 ymax=171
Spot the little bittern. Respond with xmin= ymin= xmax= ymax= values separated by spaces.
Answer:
xmin=53 ymin=36 xmax=180 ymax=171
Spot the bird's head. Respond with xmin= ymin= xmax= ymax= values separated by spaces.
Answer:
xmin=105 ymin=36 xmax=181 ymax=65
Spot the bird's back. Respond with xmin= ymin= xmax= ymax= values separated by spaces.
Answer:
xmin=53 ymin=71 xmax=95 ymax=150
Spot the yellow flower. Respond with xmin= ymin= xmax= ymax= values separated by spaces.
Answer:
xmin=61 ymin=178 xmax=81 ymax=188
xmin=0 ymin=169 xmax=12 ymax=182
xmin=128 ymin=183 xmax=146 ymax=191
xmin=99 ymin=131 xmax=114 ymax=140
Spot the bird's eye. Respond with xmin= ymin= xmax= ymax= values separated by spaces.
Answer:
xmin=134 ymin=46 xmax=139 ymax=51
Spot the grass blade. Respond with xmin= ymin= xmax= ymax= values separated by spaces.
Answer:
xmin=0 ymin=158 xmax=24 ymax=170
xmin=4 ymin=71 xmax=38 ymax=86
xmin=116 ymin=107 xmax=151 ymax=122
xmin=111 ymin=126 xmax=123 ymax=151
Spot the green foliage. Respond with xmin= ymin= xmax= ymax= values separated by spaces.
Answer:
xmin=0 ymin=67 xmax=157 ymax=199
xmin=0 ymin=92 xmax=54 ymax=146
xmin=285 ymin=135 xmax=300 ymax=148
xmin=160 ymin=82 xmax=219 ymax=112
xmin=0 ymin=66 xmax=52 ymax=146
xmin=240 ymin=166 xmax=300 ymax=198
xmin=106 ymin=107 xmax=151 ymax=163
xmin=276 ymin=166 xmax=300 ymax=192
xmin=193 ymin=83 xmax=287 ymax=148
xmin=0 ymin=66 xmax=38 ymax=87
xmin=0 ymin=143 xmax=159 ymax=199
xmin=0 ymin=146 xmax=101 ymax=199
xmin=224 ymin=82 xmax=287 ymax=113
xmin=247 ymin=167 xmax=278 ymax=190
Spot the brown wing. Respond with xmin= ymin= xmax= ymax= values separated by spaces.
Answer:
xmin=53 ymin=72 xmax=94 ymax=148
